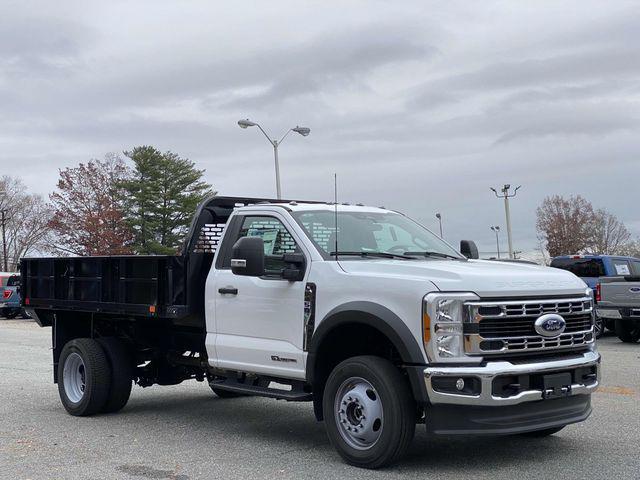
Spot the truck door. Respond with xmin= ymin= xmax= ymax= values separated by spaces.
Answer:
xmin=209 ymin=212 xmax=309 ymax=379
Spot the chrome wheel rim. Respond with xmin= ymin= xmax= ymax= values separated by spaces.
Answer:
xmin=63 ymin=352 xmax=86 ymax=403
xmin=334 ymin=377 xmax=383 ymax=450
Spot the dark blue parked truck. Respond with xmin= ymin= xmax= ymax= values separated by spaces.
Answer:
xmin=0 ymin=274 xmax=28 ymax=319
xmin=550 ymin=255 xmax=640 ymax=336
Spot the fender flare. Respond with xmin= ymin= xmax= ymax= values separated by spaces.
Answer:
xmin=306 ymin=302 xmax=428 ymax=420
xmin=306 ymin=301 xmax=426 ymax=383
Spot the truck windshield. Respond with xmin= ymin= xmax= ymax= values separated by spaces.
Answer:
xmin=291 ymin=210 xmax=463 ymax=260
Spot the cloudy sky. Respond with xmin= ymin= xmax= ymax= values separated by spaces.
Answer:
xmin=2 ymin=0 xmax=639 ymax=257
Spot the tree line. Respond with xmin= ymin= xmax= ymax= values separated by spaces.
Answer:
xmin=536 ymin=195 xmax=639 ymax=259
xmin=0 ymin=146 xmax=213 ymax=271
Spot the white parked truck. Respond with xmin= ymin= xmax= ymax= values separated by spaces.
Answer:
xmin=22 ymin=196 xmax=600 ymax=468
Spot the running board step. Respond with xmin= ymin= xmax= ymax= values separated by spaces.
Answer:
xmin=210 ymin=379 xmax=312 ymax=402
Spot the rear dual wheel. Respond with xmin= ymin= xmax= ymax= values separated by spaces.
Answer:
xmin=58 ymin=337 xmax=133 ymax=416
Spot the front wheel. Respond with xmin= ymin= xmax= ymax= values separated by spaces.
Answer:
xmin=323 ymin=356 xmax=415 ymax=469
xmin=615 ymin=319 xmax=640 ymax=343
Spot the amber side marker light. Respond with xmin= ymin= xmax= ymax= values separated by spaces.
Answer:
xmin=149 ymin=305 xmax=156 ymax=314
xmin=423 ymin=311 xmax=431 ymax=343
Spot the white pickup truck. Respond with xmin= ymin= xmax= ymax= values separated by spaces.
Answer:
xmin=22 ymin=196 xmax=600 ymax=468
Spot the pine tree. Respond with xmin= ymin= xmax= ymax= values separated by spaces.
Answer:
xmin=122 ymin=146 xmax=214 ymax=254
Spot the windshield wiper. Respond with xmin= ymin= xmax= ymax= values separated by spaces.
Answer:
xmin=329 ymin=251 xmax=414 ymax=260
xmin=403 ymin=251 xmax=462 ymax=260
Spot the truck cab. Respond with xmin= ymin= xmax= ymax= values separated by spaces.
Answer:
xmin=22 ymin=197 xmax=601 ymax=468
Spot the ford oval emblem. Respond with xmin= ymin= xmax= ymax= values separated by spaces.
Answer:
xmin=534 ymin=314 xmax=566 ymax=337
xmin=630 ymin=287 xmax=640 ymax=294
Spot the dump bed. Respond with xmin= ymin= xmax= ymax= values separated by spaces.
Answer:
xmin=21 ymin=255 xmax=192 ymax=320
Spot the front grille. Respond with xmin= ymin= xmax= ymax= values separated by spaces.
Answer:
xmin=479 ymin=313 xmax=593 ymax=338
xmin=465 ymin=296 xmax=594 ymax=355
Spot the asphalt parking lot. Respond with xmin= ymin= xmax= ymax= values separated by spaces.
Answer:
xmin=1 ymin=319 xmax=638 ymax=480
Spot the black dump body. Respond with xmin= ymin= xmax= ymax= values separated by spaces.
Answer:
xmin=21 ymin=196 xmax=317 ymax=329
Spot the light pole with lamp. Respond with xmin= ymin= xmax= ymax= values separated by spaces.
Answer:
xmin=238 ymin=119 xmax=311 ymax=199
xmin=490 ymin=184 xmax=521 ymax=259
xmin=490 ymin=225 xmax=501 ymax=259
xmin=435 ymin=213 xmax=443 ymax=238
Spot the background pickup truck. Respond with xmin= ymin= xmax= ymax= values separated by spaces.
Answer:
xmin=21 ymin=196 xmax=600 ymax=468
xmin=0 ymin=274 xmax=28 ymax=319
xmin=550 ymin=254 xmax=640 ymax=337
xmin=596 ymin=276 xmax=640 ymax=343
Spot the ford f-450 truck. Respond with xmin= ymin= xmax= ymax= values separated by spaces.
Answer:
xmin=21 ymin=196 xmax=600 ymax=468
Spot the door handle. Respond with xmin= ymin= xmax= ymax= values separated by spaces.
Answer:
xmin=218 ymin=287 xmax=238 ymax=295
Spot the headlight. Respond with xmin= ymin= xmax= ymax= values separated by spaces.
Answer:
xmin=423 ymin=292 xmax=479 ymax=363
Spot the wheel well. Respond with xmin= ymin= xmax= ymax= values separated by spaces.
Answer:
xmin=311 ymin=321 xmax=405 ymax=421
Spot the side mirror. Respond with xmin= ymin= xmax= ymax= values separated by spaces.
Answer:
xmin=231 ymin=237 xmax=265 ymax=277
xmin=460 ymin=240 xmax=479 ymax=259
xmin=281 ymin=253 xmax=306 ymax=281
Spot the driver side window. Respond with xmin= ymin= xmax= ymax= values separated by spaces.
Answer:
xmin=234 ymin=216 xmax=301 ymax=271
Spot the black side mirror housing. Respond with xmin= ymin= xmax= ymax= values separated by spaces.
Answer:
xmin=231 ymin=237 xmax=265 ymax=276
xmin=460 ymin=240 xmax=479 ymax=259
xmin=281 ymin=253 xmax=306 ymax=281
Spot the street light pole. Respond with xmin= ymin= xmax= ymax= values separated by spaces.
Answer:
xmin=490 ymin=226 xmax=501 ymax=259
xmin=435 ymin=213 xmax=443 ymax=238
xmin=238 ymin=119 xmax=311 ymax=199
xmin=273 ymin=141 xmax=281 ymax=200
xmin=1 ymin=209 xmax=9 ymax=272
xmin=490 ymin=184 xmax=521 ymax=259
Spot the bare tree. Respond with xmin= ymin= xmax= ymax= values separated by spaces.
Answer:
xmin=588 ymin=209 xmax=632 ymax=255
xmin=536 ymin=195 xmax=595 ymax=257
xmin=0 ymin=176 xmax=53 ymax=271
xmin=619 ymin=239 xmax=640 ymax=257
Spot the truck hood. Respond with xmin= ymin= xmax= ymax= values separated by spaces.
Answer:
xmin=338 ymin=258 xmax=588 ymax=297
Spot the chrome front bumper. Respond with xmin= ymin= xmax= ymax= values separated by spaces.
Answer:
xmin=424 ymin=350 xmax=600 ymax=406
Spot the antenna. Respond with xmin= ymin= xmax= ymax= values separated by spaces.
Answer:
xmin=334 ymin=173 xmax=339 ymax=262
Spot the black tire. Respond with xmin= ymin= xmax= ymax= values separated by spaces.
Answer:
xmin=322 ymin=355 xmax=416 ymax=469
xmin=57 ymin=338 xmax=112 ymax=416
xmin=97 ymin=337 xmax=134 ymax=413
xmin=4 ymin=310 xmax=18 ymax=319
xmin=605 ymin=319 xmax=616 ymax=332
xmin=594 ymin=316 xmax=605 ymax=339
xmin=615 ymin=319 xmax=640 ymax=343
xmin=520 ymin=426 xmax=565 ymax=437
xmin=209 ymin=385 xmax=245 ymax=398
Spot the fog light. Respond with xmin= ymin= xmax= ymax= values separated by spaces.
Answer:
xmin=431 ymin=376 xmax=481 ymax=396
